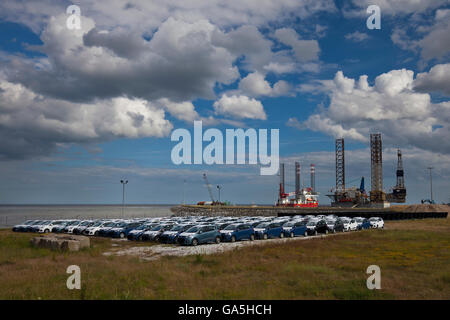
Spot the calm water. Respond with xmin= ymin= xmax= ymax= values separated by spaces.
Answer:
xmin=0 ymin=205 xmax=174 ymax=228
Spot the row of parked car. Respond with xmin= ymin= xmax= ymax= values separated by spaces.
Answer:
xmin=12 ymin=215 xmax=384 ymax=246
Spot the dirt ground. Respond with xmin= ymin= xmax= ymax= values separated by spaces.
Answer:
xmin=104 ymin=231 xmax=352 ymax=261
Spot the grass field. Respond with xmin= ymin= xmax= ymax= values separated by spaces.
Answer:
xmin=0 ymin=219 xmax=449 ymax=300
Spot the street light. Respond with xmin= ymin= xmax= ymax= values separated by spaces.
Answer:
xmin=427 ymin=167 xmax=433 ymax=202
xmin=183 ymin=179 xmax=186 ymax=205
xmin=217 ymin=185 xmax=221 ymax=203
xmin=120 ymin=179 xmax=128 ymax=218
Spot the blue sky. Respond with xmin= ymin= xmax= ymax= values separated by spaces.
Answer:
xmin=0 ymin=0 xmax=449 ymax=204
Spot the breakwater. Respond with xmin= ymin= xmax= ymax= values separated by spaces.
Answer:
xmin=170 ymin=205 xmax=448 ymax=220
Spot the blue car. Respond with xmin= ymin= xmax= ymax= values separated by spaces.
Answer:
xmin=12 ymin=220 xmax=35 ymax=232
xmin=282 ymin=221 xmax=308 ymax=237
xmin=357 ymin=218 xmax=371 ymax=230
xmin=127 ymin=223 xmax=157 ymax=241
xmin=177 ymin=225 xmax=222 ymax=246
xmin=141 ymin=224 xmax=174 ymax=242
xmin=254 ymin=222 xmax=284 ymax=240
xmin=108 ymin=222 xmax=143 ymax=238
xmin=159 ymin=224 xmax=195 ymax=244
xmin=220 ymin=223 xmax=255 ymax=242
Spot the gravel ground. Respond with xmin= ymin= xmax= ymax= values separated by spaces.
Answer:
xmin=103 ymin=232 xmax=348 ymax=261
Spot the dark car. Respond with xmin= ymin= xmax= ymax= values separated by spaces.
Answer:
xmin=220 ymin=223 xmax=255 ymax=242
xmin=108 ymin=222 xmax=143 ymax=238
xmin=127 ymin=223 xmax=157 ymax=241
xmin=12 ymin=220 xmax=35 ymax=232
xmin=177 ymin=225 xmax=222 ymax=246
xmin=331 ymin=219 xmax=345 ymax=232
xmin=282 ymin=220 xmax=308 ymax=237
xmin=254 ymin=222 xmax=284 ymax=240
xmin=306 ymin=219 xmax=330 ymax=235
xmin=97 ymin=221 xmax=121 ymax=237
xmin=141 ymin=224 xmax=174 ymax=241
xmin=325 ymin=219 xmax=338 ymax=233
xmin=52 ymin=221 xmax=73 ymax=233
xmin=159 ymin=224 xmax=195 ymax=244
xmin=357 ymin=218 xmax=371 ymax=230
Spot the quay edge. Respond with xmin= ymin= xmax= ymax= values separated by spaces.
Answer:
xmin=170 ymin=205 xmax=448 ymax=220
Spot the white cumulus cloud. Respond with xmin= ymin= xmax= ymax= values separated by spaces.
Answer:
xmin=213 ymin=94 xmax=267 ymax=120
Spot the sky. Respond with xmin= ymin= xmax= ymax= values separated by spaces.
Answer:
xmin=0 ymin=0 xmax=449 ymax=205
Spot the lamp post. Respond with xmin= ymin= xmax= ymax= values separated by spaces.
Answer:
xmin=427 ymin=167 xmax=433 ymax=203
xmin=183 ymin=179 xmax=186 ymax=205
xmin=217 ymin=185 xmax=221 ymax=203
xmin=120 ymin=179 xmax=128 ymax=218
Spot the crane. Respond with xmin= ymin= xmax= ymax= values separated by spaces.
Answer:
xmin=203 ymin=173 xmax=215 ymax=203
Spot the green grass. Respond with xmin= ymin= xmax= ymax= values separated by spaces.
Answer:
xmin=0 ymin=219 xmax=449 ymax=299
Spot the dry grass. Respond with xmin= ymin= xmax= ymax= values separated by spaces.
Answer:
xmin=0 ymin=218 xmax=449 ymax=300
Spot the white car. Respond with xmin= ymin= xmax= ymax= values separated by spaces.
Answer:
xmin=66 ymin=221 xmax=84 ymax=234
xmin=37 ymin=220 xmax=58 ymax=233
xmin=84 ymin=221 xmax=109 ymax=236
xmin=369 ymin=217 xmax=384 ymax=229
xmin=348 ymin=219 xmax=358 ymax=231
xmin=340 ymin=218 xmax=350 ymax=231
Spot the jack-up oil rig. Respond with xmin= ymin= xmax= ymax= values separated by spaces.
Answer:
xmin=327 ymin=133 xmax=406 ymax=207
xmin=277 ymin=162 xmax=319 ymax=207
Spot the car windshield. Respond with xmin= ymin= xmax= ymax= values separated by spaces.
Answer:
xmin=283 ymin=222 xmax=295 ymax=227
xmin=102 ymin=222 xmax=115 ymax=227
xmin=150 ymin=225 xmax=163 ymax=231
xmin=307 ymin=221 xmax=317 ymax=226
xmin=257 ymin=223 xmax=270 ymax=228
xmin=170 ymin=225 xmax=185 ymax=231
xmin=91 ymin=222 xmax=102 ymax=227
xmin=224 ymin=224 xmax=238 ymax=230
xmin=185 ymin=226 xmax=200 ymax=233
xmin=114 ymin=222 xmax=126 ymax=228
xmin=79 ymin=221 xmax=90 ymax=226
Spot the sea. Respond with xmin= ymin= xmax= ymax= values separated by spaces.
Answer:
xmin=0 ymin=205 xmax=174 ymax=228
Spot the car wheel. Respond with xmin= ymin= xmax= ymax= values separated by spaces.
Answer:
xmin=192 ymin=238 xmax=198 ymax=246
xmin=290 ymin=232 xmax=294 ymax=238
xmin=314 ymin=230 xmax=318 ymax=236
xmin=231 ymin=236 xmax=236 ymax=242
xmin=119 ymin=232 xmax=125 ymax=239
xmin=332 ymin=229 xmax=336 ymax=233
xmin=215 ymin=236 xmax=221 ymax=244
xmin=280 ymin=232 xmax=284 ymax=238
xmin=304 ymin=231 xmax=308 ymax=237
xmin=45 ymin=229 xmax=49 ymax=233
xmin=250 ymin=234 xmax=255 ymax=241
xmin=263 ymin=234 xmax=268 ymax=240
xmin=325 ymin=229 xmax=329 ymax=234
xmin=94 ymin=231 xmax=99 ymax=236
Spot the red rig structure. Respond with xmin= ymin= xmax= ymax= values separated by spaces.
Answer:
xmin=277 ymin=163 xmax=319 ymax=207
